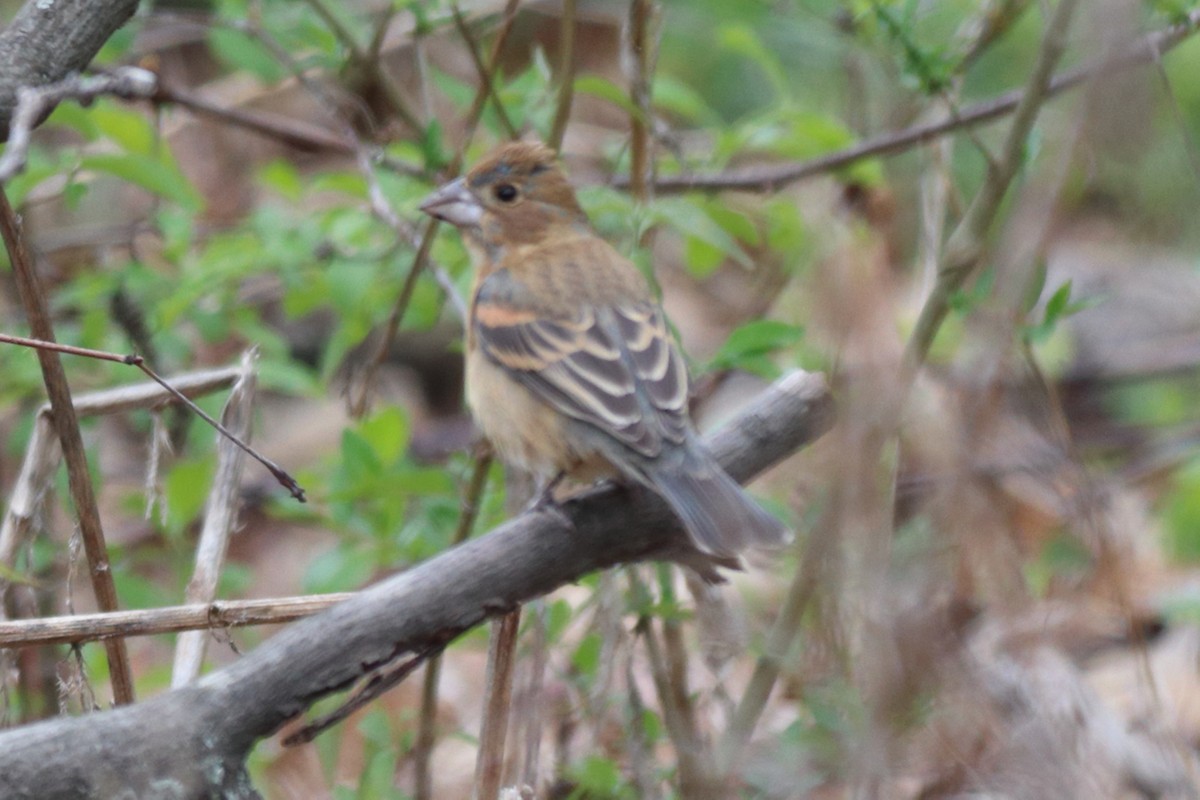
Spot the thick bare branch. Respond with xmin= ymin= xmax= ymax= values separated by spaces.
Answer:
xmin=0 ymin=0 xmax=141 ymax=139
xmin=0 ymin=370 xmax=832 ymax=798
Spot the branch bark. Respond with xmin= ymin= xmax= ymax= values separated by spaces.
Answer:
xmin=0 ymin=370 xmax=832 ymax=799
xmin=0 ymin=0 xmax=141 ymax=139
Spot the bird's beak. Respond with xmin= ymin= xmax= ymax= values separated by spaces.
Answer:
xmin=419 ymin=178 xmax=482 ymax=228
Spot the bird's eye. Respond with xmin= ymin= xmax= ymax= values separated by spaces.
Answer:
xmin=494 ymin=183 xmax=518 ymax=203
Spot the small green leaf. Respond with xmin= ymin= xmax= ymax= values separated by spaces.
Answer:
xmin=718 ymin=23 xmax=788 ymax=100
xmin=358 ymin=407 xmax=410 ymax=465
xmin=90 ymin=102 xmax=158 ymax=155
xmin=209 ymin=27 xmax=288 ymax=83
xmin=649 ymin=197 xmax=752 ymax=272
xmin=80 ymin=153 xmax=203 ymax=210
xmin=163 ymin=458 xmax=215 ymax=539
xmin=258 ymin=159 xmax=304 ymax=201
xmin=574 ymin=75 xmax=641 ymax=117
xmin=708 ymin=320 xmax=804 ymax=377
xmin=571 ymin=632 xmax=603 ymax=680
xmin=652 ymin=74 xmax=715 ymax=124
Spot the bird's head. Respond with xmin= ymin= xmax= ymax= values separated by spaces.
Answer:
xmin=420 ymin=142 xmax=587 ymax=249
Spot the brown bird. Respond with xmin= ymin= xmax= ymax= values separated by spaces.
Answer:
xmin=420 ymin=141 xmax=788 ymax=559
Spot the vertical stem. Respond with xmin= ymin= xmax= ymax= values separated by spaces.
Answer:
xmin=474 ymin=608 xmax=522 ymax=800
xmin=0 ymin=189 xmax=135 ymax=705
xmin=627 ymin=0 xmax=654 ymax=202
xmin=415 ymin=450 xmax=492 ymax=800
xmin=547 ymin=0 xmax=577 ymax=152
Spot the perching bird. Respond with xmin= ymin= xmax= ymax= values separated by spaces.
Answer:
xmin=420 ymin=141 xmax=788 ymax=559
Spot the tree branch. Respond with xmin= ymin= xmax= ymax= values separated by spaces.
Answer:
xmin=0 ymin=0 xmax=141 ymax=139
xmin=0 ymin=370 xmax=832 ymax=798
xmin=623 ymin=8 xmax=1200 ymax=195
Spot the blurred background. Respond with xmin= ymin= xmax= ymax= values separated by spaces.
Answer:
xmin=3 ymin=0 xmax=1200 ymax=797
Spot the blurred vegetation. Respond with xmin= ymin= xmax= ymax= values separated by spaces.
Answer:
xmin=3 ymin=0 xmax=1200 ymax=797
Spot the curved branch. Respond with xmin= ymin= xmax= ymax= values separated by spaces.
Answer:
xmin=0 ymin=370 xmax=833 ymax=799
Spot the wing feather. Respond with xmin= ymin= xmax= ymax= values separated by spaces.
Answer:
xmin=473 ymin=270 xmax=690 ymax=458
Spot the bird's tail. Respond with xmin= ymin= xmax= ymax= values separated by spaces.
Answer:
xmin=643 ymin=448 xmax=790 ymax=559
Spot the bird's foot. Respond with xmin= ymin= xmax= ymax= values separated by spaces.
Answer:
xmin=525 ymin=472 xmax=572 ymax=527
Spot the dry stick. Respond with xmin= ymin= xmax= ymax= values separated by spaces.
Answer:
xmin=0 ymin=593 xmax=356 ymax=647
xmin=715 ymin=511 xmax=836 ymax=775
xmin=546 ymin=0 xmax=577 ymax=152
xmin=284 ymin=642 xmax=447 ymax=746
xmin=636 ymin=614 xmax=715 ymax=797
xmin=170 ymin=352 xmax=258 ymax=687
xmin=351 ymin=0 xmax=522 ymax=415
xmin=475 ymin=609 xmax=522 ymax=800
xmin=414 ymin=449 xmax=493 ymax=800
xmin=0 ymin=366 xmax=243 ymax=617
xmin=518 ymin=600 xmax=548 ymax=790
xmin=626 ymin=0 xmax=656 ymax=202
xmin=452 ymin=5 xmax=518 ymax=140
xmin=625 ymin=8 xmax=1200 ymax=196
xmin=155 ymin=82 xmax=357 ymax=155
xmin=0 ymin=190 xmax=135 ymax=705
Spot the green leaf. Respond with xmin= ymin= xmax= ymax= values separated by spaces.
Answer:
xmin=44 ymin=102 xmax=100 ymax=140
xmin=574 ymin=75 xmax=641 ymax=117
xmin=358 ymin=407 xmax=410 ymax=465
xmin=258 ymin=159 xmax=304 ymax=201
xmin=80 ymin=153 xmax=203 ymax=210
xmin=304 ymin=544 xmax=376 ymax=594
xmin=708 ymin=320 xmax=804 ymax=376
xmin=1166 ymin=458 xmax=1200 ymax=563
xmin=648 ymin=197 xmax=752 ymax=274
xmin=163 ymin=458 xmax=215 ymax=539
xmin=209 ymin=27 xmax=288 ymax=83
xmin=571 ymin=632 xmax=603 ymax=680
xmin=90 ymin=102 xmax=158 ymax=155
xmin=652 ymin=74 xmax=715 ymax=124
xmin=340 ymin=428 xmax=384 ymax=482
xmin=718 ymin=23 xmax=789 ymax=100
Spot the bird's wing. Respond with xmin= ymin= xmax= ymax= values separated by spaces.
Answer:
xmin=473 ymin=270 xmax=690 ymax=458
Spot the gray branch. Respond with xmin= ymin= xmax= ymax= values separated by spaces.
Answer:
xmin=0 ymin=0 xmax=141 ymax=139
xmin=0 ymin=370 xmax=833 ymax=799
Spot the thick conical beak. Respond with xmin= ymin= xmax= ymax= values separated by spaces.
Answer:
xmin=419 ymin=177 xmax=482 ymax=228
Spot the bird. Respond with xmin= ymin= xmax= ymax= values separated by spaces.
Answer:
xmin=419 ymin=141 xmax=789 ymax=559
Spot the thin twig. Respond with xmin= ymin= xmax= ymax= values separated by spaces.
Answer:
xmin=414 ymin=448 xmax=493 ymax=800
xmin=452 ymin=4 xmax=518 ymax=139
xmin=716 ymin=513 xmax=835 ymax=774
xmin=0 ymin=67 xmax=158 ymax=183
xmin=0 ymin=334 xmax=305 ymax=500
xmin=619 ymin=8 xmax=1200 ymax=195
xmin=0 ymin=189 xmax=135 ymax=705
xmin=283 ymin=643 xmax=445 ymax=745
xmin=155 ymin=81 xmax=357 ymax=155
xmin=0 ymin=593 xmax=357 ymax=647
xmin=635 ymin=610 xmax=716 ymax=796
xmin=171 ymin=351 xmax=258 ymax=687
xmin=475 ymin=608 xmax=522 ymax=800
xmin=626 ymin=0 xmax=657 ymax=202
xmin=546 ymin=0 xmax=577 ymax=152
